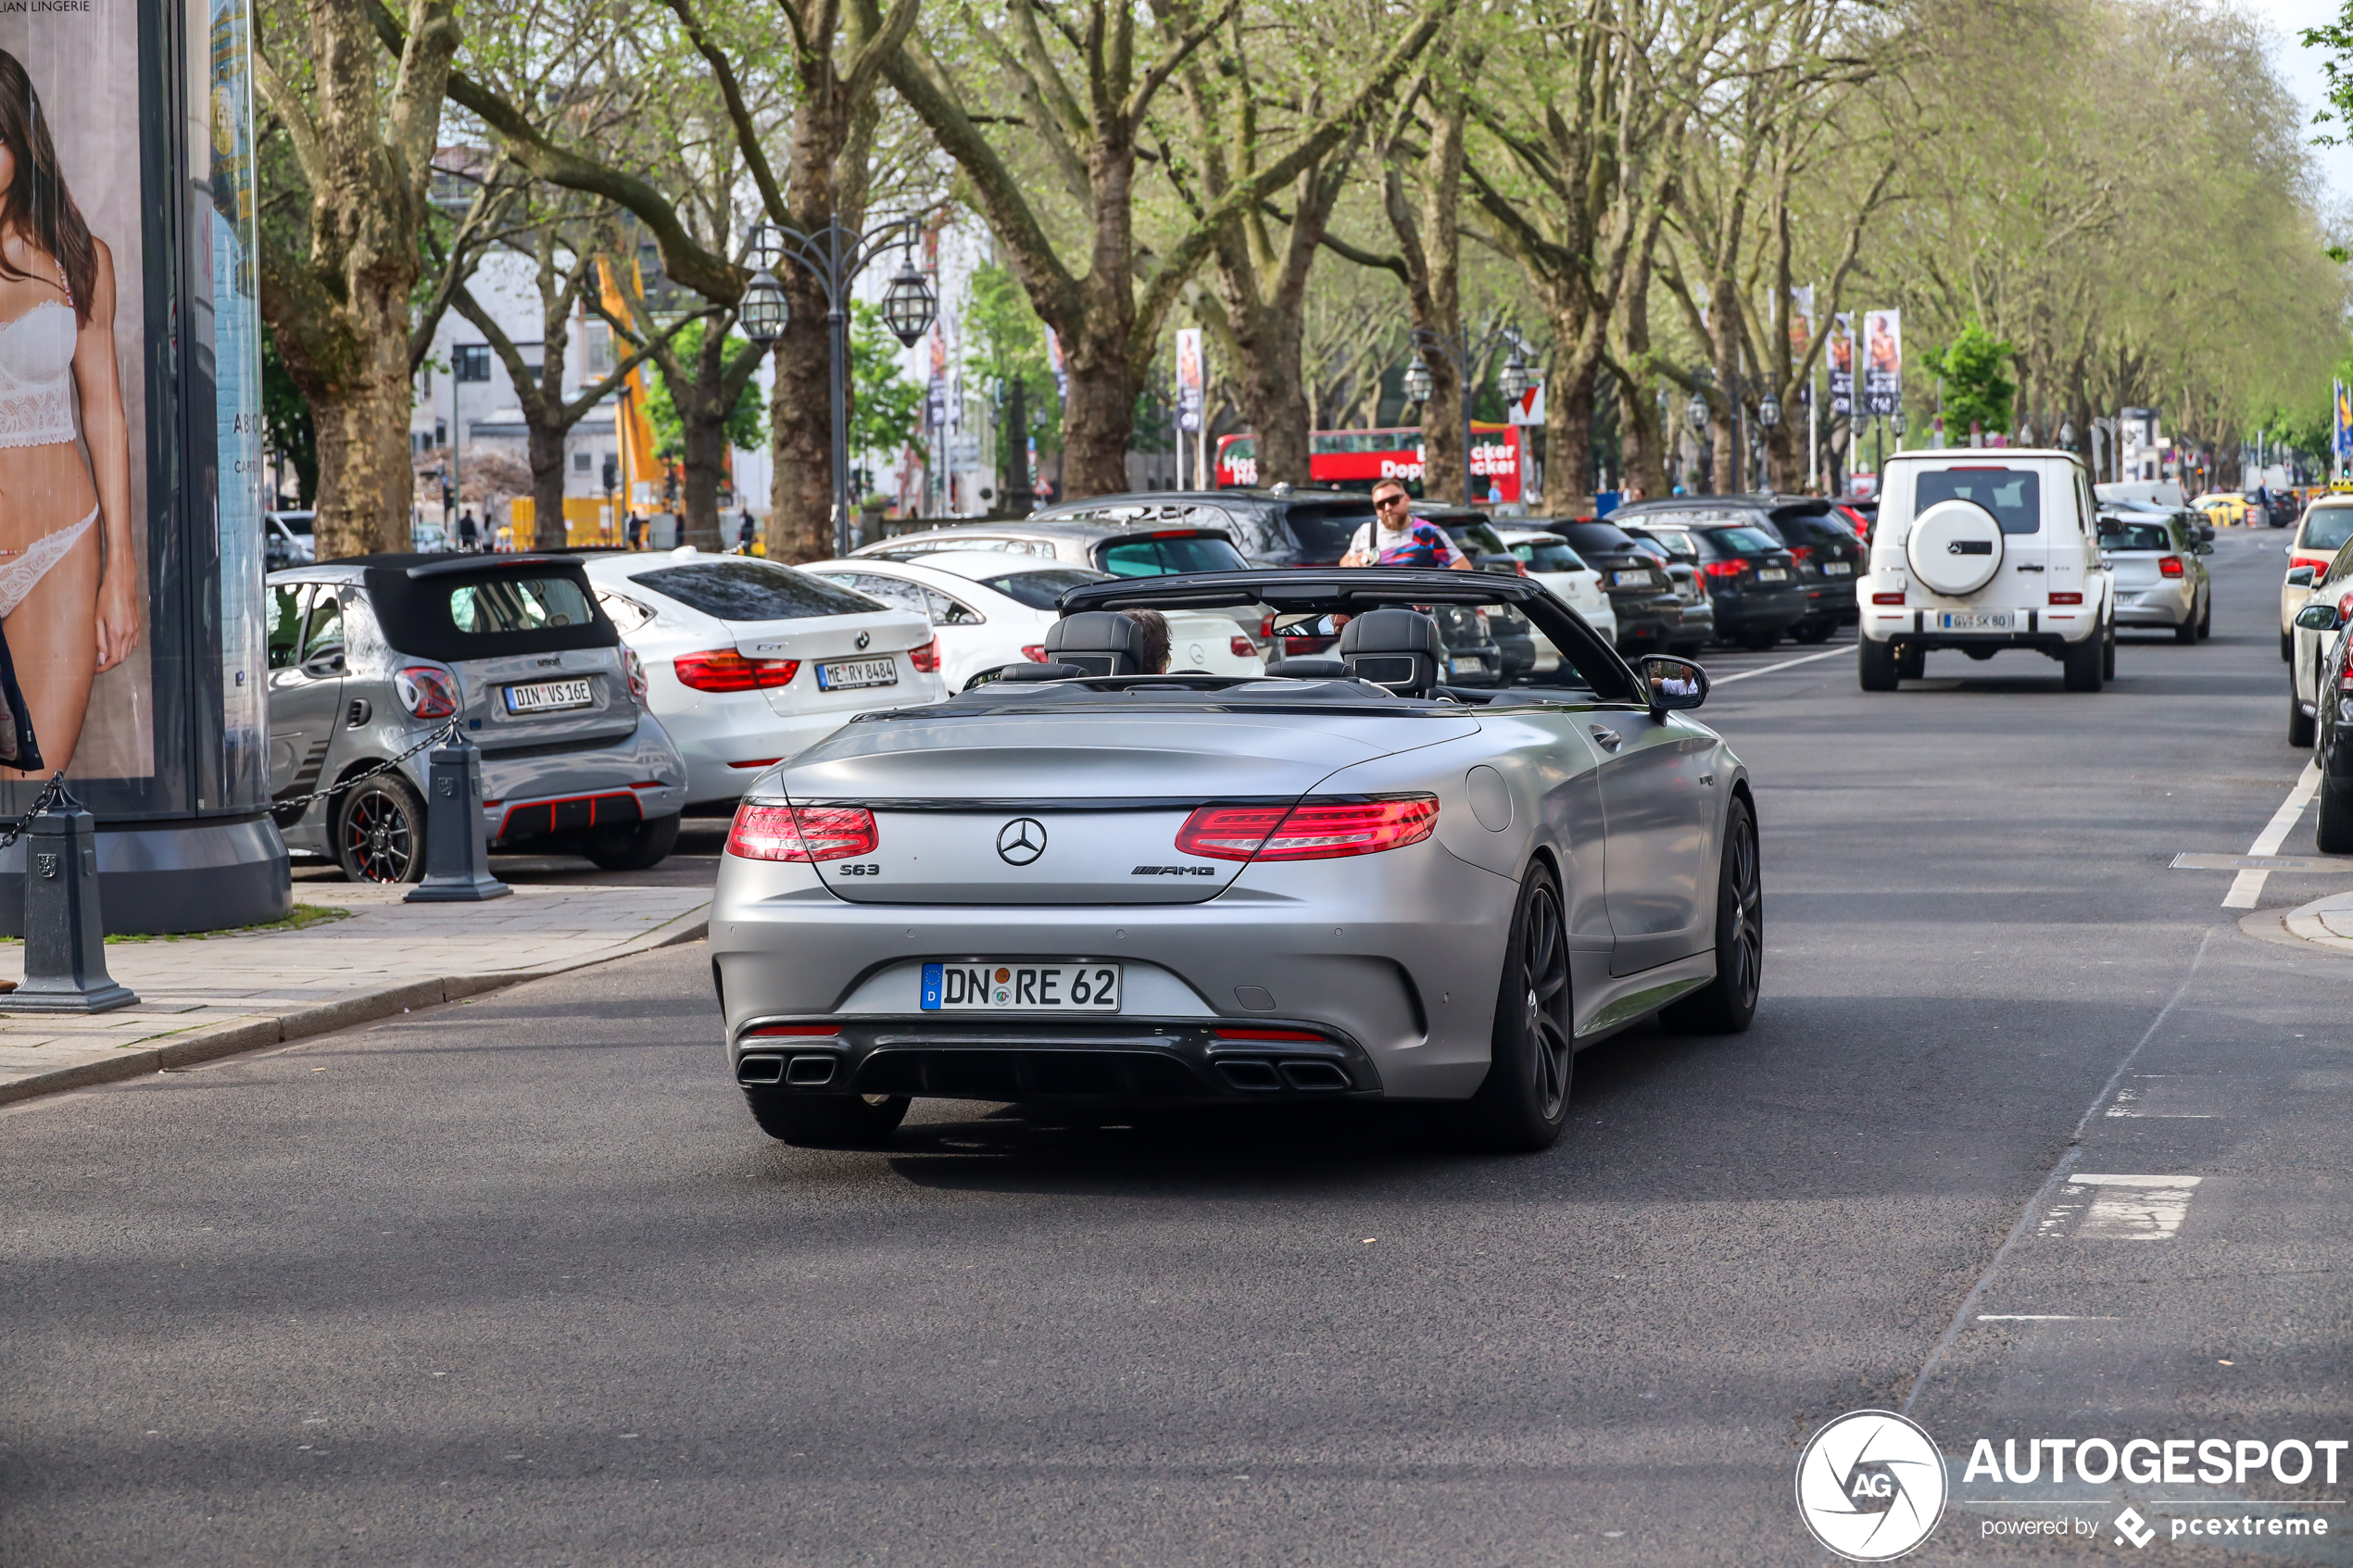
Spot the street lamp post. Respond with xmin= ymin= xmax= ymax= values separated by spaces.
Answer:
xmin=741 ymin=217 xmax=937 ymax=558
xmin=1407 ymin=326 xmax=1477 ymax=506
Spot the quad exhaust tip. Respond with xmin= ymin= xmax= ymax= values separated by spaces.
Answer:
xmin=1215 ymin=1059 xmax=1351 ymax=1092
xmin=736 ymin=1054 xmax=785 ymax=1085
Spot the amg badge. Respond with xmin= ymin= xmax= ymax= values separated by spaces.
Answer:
xmin=1131 ymin=865 xmax=1215 ymax=876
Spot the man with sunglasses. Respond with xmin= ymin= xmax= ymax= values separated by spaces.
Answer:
xmin=1340 ymin=478 xmax=1474 ymax=570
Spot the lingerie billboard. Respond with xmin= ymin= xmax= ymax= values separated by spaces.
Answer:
xmin=0 ymin=0 xmax=280 ymax=930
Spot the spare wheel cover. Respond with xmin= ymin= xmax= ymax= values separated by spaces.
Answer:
xmin=1907 ymin=499 xmax=2005 ymax=596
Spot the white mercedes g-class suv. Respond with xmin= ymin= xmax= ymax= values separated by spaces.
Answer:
xmin=1856 ymin=448 xmax=2114 ymax=691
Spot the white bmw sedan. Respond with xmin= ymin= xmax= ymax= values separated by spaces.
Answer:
xmin=800 ymin=551 xmax=1265 ymax=689
xmin=584 ymin=548 xmax=946 ymax=809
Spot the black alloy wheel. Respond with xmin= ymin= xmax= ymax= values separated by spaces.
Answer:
xmin=1665 ymin=796 xmax=1763 ymax=1034
xmin=336 ymin=775 xmax=427 ymax=884
xmin=1450 ymin=863 xmax=1574 ymax=1152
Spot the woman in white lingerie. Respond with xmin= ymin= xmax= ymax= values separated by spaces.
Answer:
xmin=0 ymin=49 xmax=138 ymax=776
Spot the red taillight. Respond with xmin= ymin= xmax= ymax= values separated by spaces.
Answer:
xmin=1230 ymin=635 xmax=1255 ymax=659
xmin=2048 ymin=592 xmax=2083 ymax=605
xmin=1871 ymin=592 xmax=1906 ymax=605
xmin=1021 ymin=645 xmax=1048 ymax=663
xmin=1789 ymin=546 xmax=1814 ymax=562
xmin=394 ymin=666 xmax=459 ymax=718
xmin=2294 ymin=555 xmax=2333 ymax=573
xmin=1213 ymin=1027 xmax=1327 ymax=1041
xmin=674 ymin=649 xmax=799 ymax=692
xmin=1175 ymin=796 xmax=1439 ymax=862
xmin=1258 ymin=614 xmax=1277 ymax=640
xmin=2158 ymin=556 xmax=2184 ymax=578
xmin=725 ymin=803 xmax=878 ymax=861
xmin=1702 ymin=560 xmax=1745 ymax=578
xmin=909 ymin=637 xmax=940 ymax=672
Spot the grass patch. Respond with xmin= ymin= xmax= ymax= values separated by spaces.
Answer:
xmin=0 ymin=903 xmax=353 ymax=946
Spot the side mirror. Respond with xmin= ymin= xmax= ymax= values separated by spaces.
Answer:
xmin=2289 ymin=566 xmax=2316 ymax=587
xmin=2195 ymin=542 xmax=2214 ymax=557
xmin=1640 ymin=654 xmax=1708 ymax=715
xmin=2294 ymin=602 xmax=2342 ymax=631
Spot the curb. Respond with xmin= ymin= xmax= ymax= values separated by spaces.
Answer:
xmin=0 ymin=913 xmax=708 ymax=1108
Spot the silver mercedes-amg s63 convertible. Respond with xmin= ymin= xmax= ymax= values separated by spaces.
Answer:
xmin=709 ymin=568 xmax=1760 ymax=1153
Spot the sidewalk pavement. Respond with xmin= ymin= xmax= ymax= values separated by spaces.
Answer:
xmin=0 ymin=882 xmax=710 ymax=1106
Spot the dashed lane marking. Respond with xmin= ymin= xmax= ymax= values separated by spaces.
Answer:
xmin=2035 ymin=1174 xmax=2204 ymax=1240
xmin=1708 ymin=646 xmax=1852 ymax=685
xmin=2224 ymin=761 xmax=2322 ymax=909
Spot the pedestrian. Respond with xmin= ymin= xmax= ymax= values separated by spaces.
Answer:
xmin=625 ymin=512 xmax=643 ymax=550
xmin=457 ymin=508 xmax=478 ymax=551
xmin=1340 ymin=479 xmax=1472 ymax=569
xmin=737 ymin=510 xmax=757 ymax=553
xmin=1121 ymin=608 xmax=1171 ymax=673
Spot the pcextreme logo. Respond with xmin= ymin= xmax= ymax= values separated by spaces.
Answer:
xmin=1796 ymin=1410 xmax=1950 ymax=1562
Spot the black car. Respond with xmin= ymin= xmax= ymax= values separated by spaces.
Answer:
xmin=1541 ymin=518 xmax=1694 ymax=654
xmin=1616 ymin=516 xmax=1806 ymax=650
xmin=2311 ymin=608 xmax=2353 ymax=849
xmin=1615 ymin=495 xmax=1857 ymax=643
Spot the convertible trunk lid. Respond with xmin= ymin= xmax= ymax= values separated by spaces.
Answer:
xmin=776 ymin=709 xmax=1479 ymax=905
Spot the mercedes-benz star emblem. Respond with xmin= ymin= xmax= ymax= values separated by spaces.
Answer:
xmin=855 ymin=631 xmax=872 ymax=650
xmin=996 ymin=818 xmax=1048 ymax=866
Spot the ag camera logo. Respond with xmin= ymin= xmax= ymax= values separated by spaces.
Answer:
xmin=1796 ymin=1410 xmax=1948 ymax=1561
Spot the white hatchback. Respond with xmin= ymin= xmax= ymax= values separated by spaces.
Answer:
xmin=1491 ymin=527 xmax=1619 ymax=646
xmin=584 ymin=548 xmax=946 ymax=809
xmin=801 ymin=552 xmax=1265 ymax=688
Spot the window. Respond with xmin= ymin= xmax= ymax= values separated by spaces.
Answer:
xmin=1621 ymin=507 xmax=1756 ymax=531
xmin=453 ymin=344 xmax=492 ymax=383
xmin=837 ymin=571 xmax=931 ymax=618
xmin=597 ymin=592 xmax=655 ymax=633
xmin=573 ymin=451 xmax=592 ymax=473
xmin=1916 ymin=469 xmax=2041 ymax=533
xmin=585 ymin=321 xmax=614 ymax=376
xmin=449 ymin=575 xmax=593 ymax=633
xmin=2099 ymin=522 xmax=2171 ymax=552
xmin=979 ymin=568 xmax=1111 ymax=609
xmin=1698 ymin=526 xmax=1780 ymax=555
xmin=2304 ymin=508 xmax=2353 ymax=553
xmin=630 ymin=559 xmax=879 ymax=621
xmin=268 ymin=585 xmax=306 ymax=670
xmin=1509 ymin=538 xmax=1587 ymax=572
xmin=303 ymin=590 xmax=345 ymax=659
xmin=926 ymin=589 xmax=983 ymax=625
xmin=1098 ymin=534 xmax=1248 ymax=576
xmin=1274 ymin=503 xmax=1379 ymax=559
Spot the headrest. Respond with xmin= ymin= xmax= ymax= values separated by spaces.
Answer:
xmin=1338 ymin=608 xmax=1444 ymax=696
xmin=1267 ymin=655 xmax=1353 ymax=679
xmin=1043 ymin=611 xmax=1143 ymax=677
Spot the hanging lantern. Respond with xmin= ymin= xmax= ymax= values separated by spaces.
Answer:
xmin=880 ymin=259 xmax=937 ymax=348
xmin=1403 ymin=353 xmax=1433 ymax=405
xmin=738 ymin=269 xmax=790 ymax=347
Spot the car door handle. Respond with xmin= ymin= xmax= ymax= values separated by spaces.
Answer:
xmin=1590 ymin=725 xmax=1623 ymax=753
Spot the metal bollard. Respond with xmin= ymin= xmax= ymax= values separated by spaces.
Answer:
xmin=404 ymin=739 xmax=510 ymax=903
xmin=9 ymin=788 xmax=137 ymax=1012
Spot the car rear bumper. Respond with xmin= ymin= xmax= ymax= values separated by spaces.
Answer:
xmin=711 ymin=843 xmax=1520 ymax=1102
xmin=2116 ymin=588 xmax=2195 ymax=626
xmin=469 ymin=714 xmax=689 ymax=841
xmin=1861 ymin=607 xmax=2102 ymax=646
xmin=1708 ymin=591 xmax=1808 ymax=633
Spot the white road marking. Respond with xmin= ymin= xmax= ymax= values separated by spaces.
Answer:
xmin=1709 ymin=646 xmax=1851 ymax=685
xmin=2036 ymin=1174 xmax=2204 ymax=1240
xmin=1974 ymin=1314 xmax=2120 ymax=1321
xmin=2224 ymin=761 xmax=2322 ymax=908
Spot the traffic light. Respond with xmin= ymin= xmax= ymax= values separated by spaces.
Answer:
xmin=601 ymin=455 xmax=618 ymax=493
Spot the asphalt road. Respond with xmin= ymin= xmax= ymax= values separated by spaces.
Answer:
xmin=9 ymin=527 xmax=2350 ymax=1565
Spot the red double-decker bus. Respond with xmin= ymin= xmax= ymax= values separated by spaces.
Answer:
xmin=1214 ymin=425 xmax=1526 ymax=502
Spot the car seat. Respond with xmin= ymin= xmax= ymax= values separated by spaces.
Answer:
xmin=1042 ymin=611 xmax=1147 ymax=676
xmin=1338 ymin=608 xmax=1444 ymax=696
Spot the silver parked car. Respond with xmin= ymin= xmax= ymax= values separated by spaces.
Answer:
xmin=268 ymin=553 xmax=688 ymax=881
xmin=2099 ymin=512 xmax=2211 ymax=642
xmin=710 ymin=569 xmax=1760 ymax=1154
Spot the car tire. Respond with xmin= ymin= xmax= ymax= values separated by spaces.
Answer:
xmin=1791 ymin=621 xmax=1831 ymax=646
xmin=2062 ymin=634 xmax=2103 ymax=692
xmin=743 ymin=1087 xmax=911 ymax=1147
xmin=2318 ymin=779 xmax=2353 ymax=853
xmin=1896 ymin=645 xmax=1927 ymax=681
xmin=334 ymin=773 xmax=429 ymax=884
xmin=2103 ymin=621 xmax=2117 ymax=679
xmin=2290 ymin=692 xmax=2316 ymax=747
xmin=1859 ymin=638 xmax=1899 ymax=691
xmin=2174 ymin=611 xmax=2197 ymax=645
xmin=1663 ymin=796 xmax=1762 ymax=1035
xmin=583 ymin=813 xmax=681 ymax=872
xmin=1446 ymin=862 xmax=1574 ymax=1154
xmin=1743 ymin=630 xmax=1782 ymax=652
xmin=2197 ymin=596 xmax=2212 ymax=640
xmin=2284 ymin=629 xmax=2296 ymax=662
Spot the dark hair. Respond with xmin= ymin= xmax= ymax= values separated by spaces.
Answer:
xmin=1122 ymin=608 xmax=1171 ymax=673
xmin=0 ymin=50 xmax=97 ymax=324
xmin=1372 ymin=478 xmax=1409 ymax=499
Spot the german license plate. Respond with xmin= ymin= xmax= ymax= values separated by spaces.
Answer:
xmin=1823 ymin=561 xmax=1853 ymax=576
xmin=921 ymin=961 xmax=1120 ymax=1011
xmin=504 ymin=678 xmax=593 ymax=713
xmin=817 ymin=657 xmax=898 ymax=691
xmin=1452 ymin=654 xmax=1488 ymax=672
xmin=1756 ymin=568 xmax=1789 ymax=582
xmin=1612 ymin=570 xmax=1654 ymax=587
xmin=1939 ymin=610 xmax=2013 ymax=631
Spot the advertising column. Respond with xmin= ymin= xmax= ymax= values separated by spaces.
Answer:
xmin=0 ymin=0 xmax=285 ymax=933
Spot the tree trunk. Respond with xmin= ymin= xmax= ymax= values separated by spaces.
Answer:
xmin=1234 ymin=322 xmax=1312 ymax=493
xmin=527 ymin=420 xmax=569 ymax=550
xmin=1544 ymin=352 xmax=1596 ymax=512
xmin=683 ymin=408 xmax=728 ymax=549
xmin=1617 ymin=376 xmax=1667 ymax=502
xmin=768 ymin=279 xmax=837 ymax=560
xmin=305 ymin=284 xmax=418 ymax=558
xmin=1060 ymin=304 xmax=1138 ymax=498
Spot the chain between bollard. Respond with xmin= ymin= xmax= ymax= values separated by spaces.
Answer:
xmin=266 ymin=720 xmax=463 ymax=817
xmin=0 ymin=773 xmax=69 ymax=852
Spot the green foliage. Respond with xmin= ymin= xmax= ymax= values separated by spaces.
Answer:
xmin=1924 ymin=322 xmax=2017 ymax=438
xmin=261 ymin=324 xmax=317 ymax=508
xmin=851 ymin=303 xmax=926 ymax=464
xmin=646 ymin=320 xmax=766 ymax=460
xmin=959 ymin=264 xmax=1062 ymax=476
